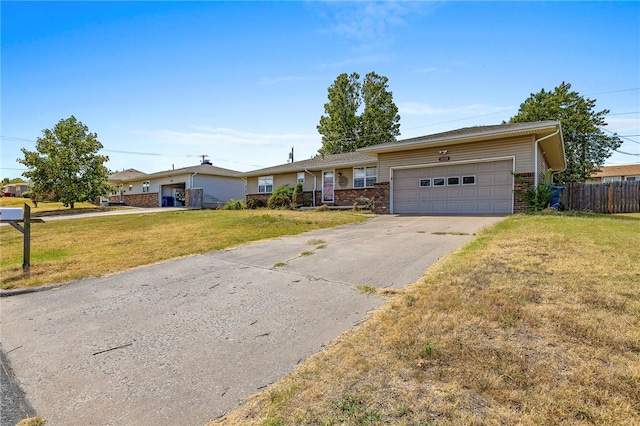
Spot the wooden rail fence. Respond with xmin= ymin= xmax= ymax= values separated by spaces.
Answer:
xmin=560 ymin=181 xmax=640 ymax=213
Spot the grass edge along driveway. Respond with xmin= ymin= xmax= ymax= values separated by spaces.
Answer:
xmin=211 ymin=213 xmax=640 ymax=425
xmin=0 ymin=209 xmax=369 ymax=289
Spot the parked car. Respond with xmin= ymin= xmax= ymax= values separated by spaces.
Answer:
xmin=1 ymin=191 xmax=14 ymax=197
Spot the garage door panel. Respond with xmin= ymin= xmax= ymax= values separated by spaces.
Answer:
xmin=494 ymin=172 xmax=512 ymax=185
xmin=393 ymin=159 xmax=513 ymax=214
xmin=494 ymin=187 xmax=512 ymax=198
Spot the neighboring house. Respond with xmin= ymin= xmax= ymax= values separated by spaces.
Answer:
xmin=588 ymin=164 xmax=640 ymax=183
xmin=1 ymin=182 xmax=32 ymax=197
xmin=243 ymin=151 xmax=377 ymax=207
xmin=108 ymin=162 xmax=245 ymax=208
xmin=245 ymin=121 xmax=566 ymax=215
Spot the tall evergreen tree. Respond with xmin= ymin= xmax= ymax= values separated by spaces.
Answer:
xmin=509 ymin=82 xmax=622 ymax=183
xmin=317 ymin=72 xmax=400 ymax=155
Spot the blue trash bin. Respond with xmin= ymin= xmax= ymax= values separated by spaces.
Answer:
xmin=550 ymin=186 xmax=564 ymax=208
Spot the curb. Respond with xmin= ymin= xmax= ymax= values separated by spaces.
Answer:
xmin=0 ymin=284 xmax=64 ymax=298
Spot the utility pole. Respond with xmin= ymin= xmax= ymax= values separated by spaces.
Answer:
xmin=288 ymin=147 xmax=294 ymax=163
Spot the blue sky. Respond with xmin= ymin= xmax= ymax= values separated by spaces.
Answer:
xmin=2 ymin=1 xmax=639 ymax=179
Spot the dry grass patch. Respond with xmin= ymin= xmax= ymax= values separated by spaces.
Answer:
xmin=211 ymin=213 xmax=640 ymax=425
xmin=0 ymin=197 xmax=104 ymax=213
xmin=1 ymin=210 xmax=367 ymax=289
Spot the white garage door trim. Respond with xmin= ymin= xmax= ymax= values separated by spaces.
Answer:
xmin=390 ymin=156 xmax=515 ymax=215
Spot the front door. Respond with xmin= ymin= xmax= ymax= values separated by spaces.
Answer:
xmin=322 ymin=171 xmax=334 ymax=203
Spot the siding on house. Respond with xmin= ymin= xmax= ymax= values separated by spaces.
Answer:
xmin=377 ymin=135 xmax=535 ymax=183
xmin=246 ymin=165 xmax=376 ymax=194
xmin=536 ymin=142 xmax=550 ymax=184
xmin=193 ymin=174 xmax=246 ymax=207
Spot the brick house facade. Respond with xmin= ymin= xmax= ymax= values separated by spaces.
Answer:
xmin=243 ymin=122 xmax=566 ymax=215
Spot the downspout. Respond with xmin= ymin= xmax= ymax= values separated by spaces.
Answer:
xmin=241 ymin=177 xmax=247 ymax=202
xmin=304 ymin=169 xmax=317 ymax=207
xmin=533 ymin=128 xmax=560 ymax=186
xmin=189 ymin=172 xmax=198 ymax=208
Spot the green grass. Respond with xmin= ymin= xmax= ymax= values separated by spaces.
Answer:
xmin=1 ymin=209 xmax=368 ymax=289
xmin=212 ymin=213 xmax=640 ymax=425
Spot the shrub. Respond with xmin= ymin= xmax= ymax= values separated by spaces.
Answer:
xmin=273 ymin=184 xmax=292 ymax=198
xmin=512 ymin=173 xmax=552 ymax=212
xmin=292 ymin=183 xmax=304 ymax=205
xmin=355 ymin=196 xmax=374 ymax=211
xmin=21 ymin=191 xmax=32 ymax=199
xmin=246 ymin=198 xmax=264 ymax=209
xmin=268 ymin=194 xmax=292 ymax=209
xmin=221 ymin=198 xmax=246 ymax=210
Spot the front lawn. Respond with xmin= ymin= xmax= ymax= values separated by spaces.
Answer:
xmin=212 ymin=213 xmax=640 ymax=425
xmin=0 ymin=209 xmax=368 ymax=289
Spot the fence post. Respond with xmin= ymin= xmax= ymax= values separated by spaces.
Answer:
xmin=23 ymin=204 xmax=31 ymax=271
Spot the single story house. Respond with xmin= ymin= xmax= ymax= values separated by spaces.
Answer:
xmin=588 ymin=164 xmax=640 ymax=183
xmin=244 ymin=121 xmax=566 ymax=215
xmin=243 ymin=151 xmax=378 ymax=207
xmin=1 ymin=182 xmax=32 ymax=197
xmin=108 ymin=162 xmax=245 ymax=208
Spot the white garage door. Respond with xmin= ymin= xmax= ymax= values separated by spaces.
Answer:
xmin=392 ymin=159 xmax=513 ymax=214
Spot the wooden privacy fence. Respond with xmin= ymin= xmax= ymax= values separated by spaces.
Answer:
xmin=561 ymin=181 xmax=640 ymax=213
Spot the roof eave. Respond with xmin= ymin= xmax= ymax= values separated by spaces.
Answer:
xmin=241 ymin=159 xmax=376 ymax=177
xmin=358 ymin=122 xmax=562 ymax=155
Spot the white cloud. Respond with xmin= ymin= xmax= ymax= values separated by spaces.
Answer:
xmin=315 ymin=1 xmax=433 ymax=52
xmin=398 ymin=101 xmax=515 ymax=117
xmin=604 ymin=117 xmax=640 ymax=133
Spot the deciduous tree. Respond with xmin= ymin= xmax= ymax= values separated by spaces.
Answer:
xmin=18 ymin=116 xmax=111 ymax=208
xmin=509 ymin=82 xmax=622 ymax=183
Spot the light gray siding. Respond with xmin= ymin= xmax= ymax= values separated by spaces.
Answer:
xmin=193 ymin=175 xmax=246 ymax=207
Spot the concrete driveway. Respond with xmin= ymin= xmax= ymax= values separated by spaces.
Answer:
xmin=0 ymin=215 xmax=502 ymax=426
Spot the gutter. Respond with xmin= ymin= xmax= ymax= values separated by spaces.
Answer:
xmin=304 ymin=169 xmax=317 ymax=207
xmin=533 ymin=128 xmax=561 ymax=186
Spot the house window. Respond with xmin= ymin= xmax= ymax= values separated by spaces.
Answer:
xmin=626 ymin=176 xmax=638 ymax=182
xmin=297 ymin=172 xmax=305 ymax=184
xmin=354 ymin=167 xmax=377 ymax=188
xmin=258 ymin=176 xmax=273 ymax=193
xmin=603 ymin=176 xmax=622 ymax=183
xmin=433 ymin=177 xmax=445 ymax=186
xmin=462 ymin=176 xmax=476 ymax=185
xmin=447 ymin=176 xmax=460 ymax=186
xmin=142 ymin=181 xmax=150 ymax=193
xmin=419 ymin=178 xmax=431 ymax=187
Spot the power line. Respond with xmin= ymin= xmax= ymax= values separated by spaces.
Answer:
xmin=598 ymin=126 xmax=640 ymax=145
xmin=613 ymin=149 xmax=640 ymax=157
xmin=586 ymin=87 xmax=640 ymax=96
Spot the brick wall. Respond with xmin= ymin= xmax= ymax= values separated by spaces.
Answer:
xmin=246 ymin=193 xmax=271 ymax=206
xmin=334 ymin=187 xmax=376 ymax=206
xmin=373 ymin=182 xmax=390 ymax=214
xmin=513 ymin=173 xmax=534 ymax=213
xmin=122 ymin=192 xmax=159 ymax=208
